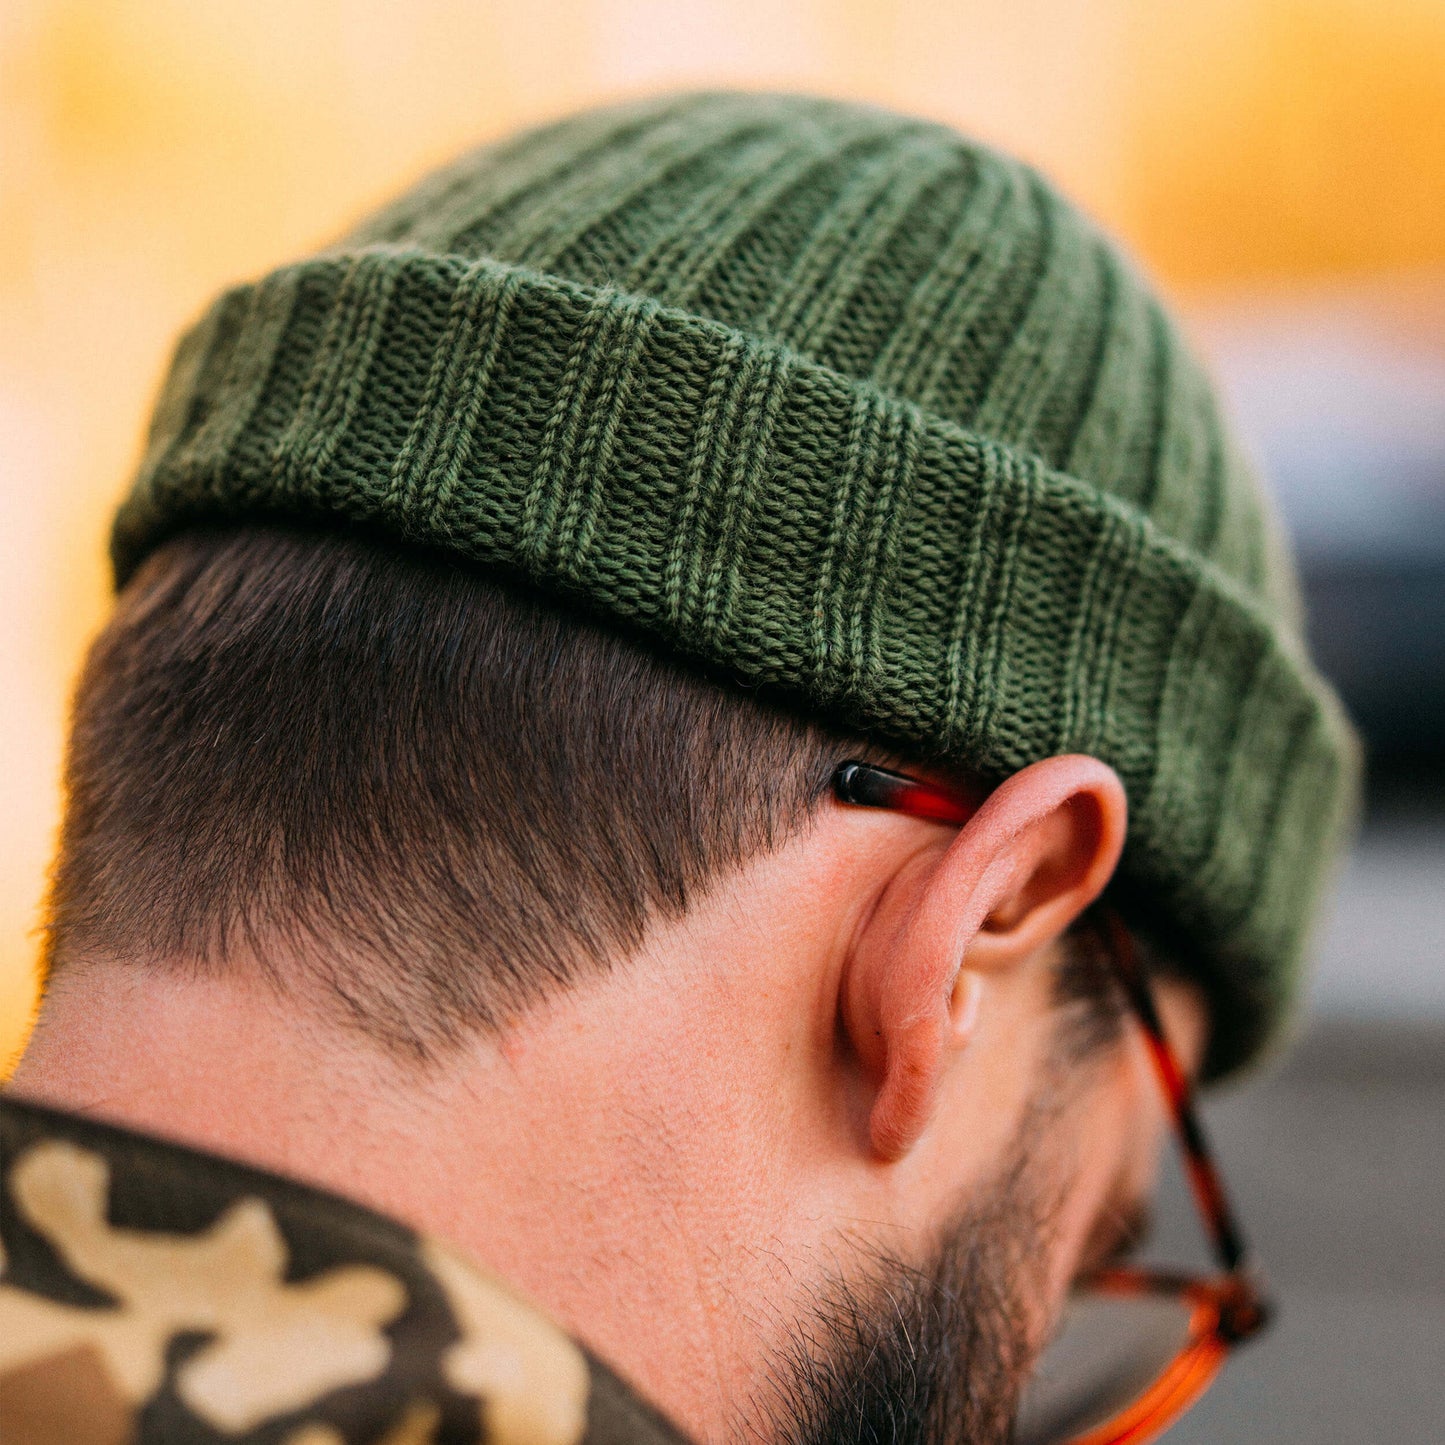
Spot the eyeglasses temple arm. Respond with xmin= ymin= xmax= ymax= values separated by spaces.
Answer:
xmin=833 ymin=760 xmax=977 ymax=824
xmin=1099 ymin=911 xmax=1250 ymax=1275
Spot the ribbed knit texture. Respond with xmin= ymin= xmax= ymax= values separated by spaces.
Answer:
xmin=112 ymin=93 xmax=1358 ymax=1078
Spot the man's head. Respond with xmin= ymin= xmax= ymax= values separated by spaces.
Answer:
xmin=13 ymin=92 xmax=1354 ymax=1442
xmin=25 ymin=523 xmax=1188 ymax=1440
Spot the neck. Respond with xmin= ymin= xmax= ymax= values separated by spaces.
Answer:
xmin=7 ymin=920 xmax=830 ymax=1438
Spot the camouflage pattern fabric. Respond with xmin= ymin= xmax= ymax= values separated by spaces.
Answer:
xmin=0 ymin=1097 xmax=691 ymax=1445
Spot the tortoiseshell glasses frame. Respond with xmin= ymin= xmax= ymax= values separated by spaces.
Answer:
xmin=832 ymin=760 xmax=1272 ymax=1445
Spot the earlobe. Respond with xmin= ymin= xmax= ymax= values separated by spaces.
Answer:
xmin=840 ymin=755 xmax=1127 ymax=1163
xmin=843 ymin=849 xmax=1003 ymax=1162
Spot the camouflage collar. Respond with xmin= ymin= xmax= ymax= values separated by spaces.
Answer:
xmin=0 ymin=1096 xmax=690 ymax=1445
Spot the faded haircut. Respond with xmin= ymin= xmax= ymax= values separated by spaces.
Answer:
xmin=45 ymin=526 xmax=1126 ymax=1061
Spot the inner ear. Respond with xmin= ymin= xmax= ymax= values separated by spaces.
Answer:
xmin=983 ymin=791 xmax=1110 ymax=937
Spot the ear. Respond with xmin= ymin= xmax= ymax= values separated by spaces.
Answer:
xmin=843 ymin=755 xmax=1127 ymax=1161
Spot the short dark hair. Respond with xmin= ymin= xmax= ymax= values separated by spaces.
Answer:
xmin=46 ymin=526 xmax=1125 ymax=1061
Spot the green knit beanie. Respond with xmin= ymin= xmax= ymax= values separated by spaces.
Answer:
xmin=113 ymin=92 xmax=1358 ymax=1078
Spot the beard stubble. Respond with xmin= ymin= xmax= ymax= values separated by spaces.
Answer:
xmin=754 ymin=1111 xmax=1063 ymax=1445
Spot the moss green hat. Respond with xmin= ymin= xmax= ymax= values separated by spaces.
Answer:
xmin=113 ymin=92 xmax=1358 ymax=1078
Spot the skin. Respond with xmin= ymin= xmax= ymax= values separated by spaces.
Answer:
xmin=10 ymin=754 xmax=1206 ymax=1442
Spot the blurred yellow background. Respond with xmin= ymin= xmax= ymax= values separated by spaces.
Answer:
xmin=3 ymin=0 xmax=1444 ymax=1072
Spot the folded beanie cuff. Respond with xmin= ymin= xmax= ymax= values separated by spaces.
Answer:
xmin=114 ymin=245 xmax=1360 ymax=1079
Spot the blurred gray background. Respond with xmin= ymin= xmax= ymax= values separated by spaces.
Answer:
xmin=1157 ymin=279 xmax=1445 ymax=1442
